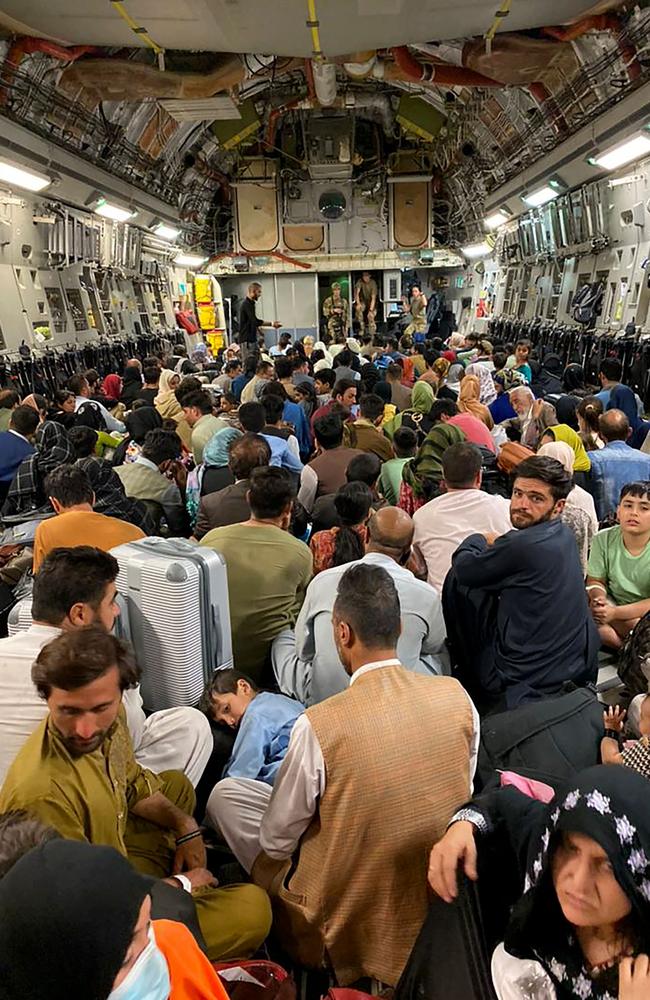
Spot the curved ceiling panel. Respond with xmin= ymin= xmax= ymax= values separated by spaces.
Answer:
xmin=0 ymin=0 xmax=626 ymax=54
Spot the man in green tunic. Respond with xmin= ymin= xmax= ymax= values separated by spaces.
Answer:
xmin=0 ymin=625 xmax=271 ymax=960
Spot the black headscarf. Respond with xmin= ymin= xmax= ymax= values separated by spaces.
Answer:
xmin=120 ymin=365 xmax=144 ymax=407
xmin=125 ymin=406 xmax=163 ymax=444
xmin=563 ymin=365 xmax=588 ymax=395
xmin=531 ymin=354 xmax=564 ymax=397
xmin=505 ymin=766 xmax=650 ymax=999
xmin=0 ymin=840 xmax=150 ymax=1000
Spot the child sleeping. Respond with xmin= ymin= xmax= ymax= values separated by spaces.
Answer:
xmin=200 ymin=669 xmax=304 ymax=786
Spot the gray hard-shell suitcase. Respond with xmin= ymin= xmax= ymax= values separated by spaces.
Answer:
xmin=110 ymin=537 xmax=233 ymax=712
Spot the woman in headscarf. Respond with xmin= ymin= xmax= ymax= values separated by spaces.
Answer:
xmin=545 ymin=364 xmax=592 ymax=430
xmin=111 ymin=406 xmax=163 ymax=466
xmin=21 ymin=393 xmax=48 ymax=421
xmin=0 ymin=839 xmax=229 ymax=1000
xmin=431 ymin=767 xmax=650 ymax=1000
xmin=201 ymin=426 xmax=242 ymax=496
xmin=466 ymin=362 xmax=498 ymax=406
xmin=102 ymin=374 xmax=122 ymax=405
xmin=399 ymin=422 xmax=466 ymax=514
xmin=438 ymin=362 xmax=464 ymax=401
xmin=383 ymin=381 xmax=436 ymax=443
xmin=458 ymin=374 xmax=494 ymax=430
xmin=120 ymin=364 xmax=144 ymax=408
xmin=2 ymin=420 xmax=74 ymax=517
xmin=154 ymin=370 xmax=191 ymax=449
xmin=538 ymin=440 xmax=599 ymax=574
xmin=539 ymin=423 xmax=592 ymax=476
xmin=608 ymin=385 xmax=650 ymax=450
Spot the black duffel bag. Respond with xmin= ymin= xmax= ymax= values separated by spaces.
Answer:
xmin=477 ymin=686 xmax=603 ymax=792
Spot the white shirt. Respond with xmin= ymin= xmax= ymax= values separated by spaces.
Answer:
xmin=413 ymin=489 xmax=513 ymax=593
xmin=259 ymin=662 xmax=480 ymax=860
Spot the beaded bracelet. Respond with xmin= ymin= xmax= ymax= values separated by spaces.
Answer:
xmin=175 ymin=829 xmax=203 ymax=847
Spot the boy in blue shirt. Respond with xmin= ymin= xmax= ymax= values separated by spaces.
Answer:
xmin=201 ymin=669 xmax=303 ymax=786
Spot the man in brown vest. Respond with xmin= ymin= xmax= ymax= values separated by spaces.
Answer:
xmin=206 ymin=563 xmax=478 ymax=987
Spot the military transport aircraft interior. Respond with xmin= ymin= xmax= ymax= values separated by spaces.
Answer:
xmin=1 ymin=2 xmax=650 ymax=998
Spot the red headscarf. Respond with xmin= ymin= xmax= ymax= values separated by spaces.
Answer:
xmin=102 ymin=374 xmax=122 ymax=402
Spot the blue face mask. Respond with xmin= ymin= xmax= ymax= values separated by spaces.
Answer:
xmin=109 ymin=926 xmax=170 ymax=1000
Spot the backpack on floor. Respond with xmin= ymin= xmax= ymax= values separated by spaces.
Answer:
xmin=619 ymin=611 xmax=650 ymax=701
xmin=477 ymin=687 xmax=603 ymax=791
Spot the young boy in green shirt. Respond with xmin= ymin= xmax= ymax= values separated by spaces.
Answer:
xmin=587 ymin=481 xmax=650 ymax=649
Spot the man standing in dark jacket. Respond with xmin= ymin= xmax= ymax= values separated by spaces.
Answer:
xmin=239 ymin=283 xmax=282 ymax=359
xmin=443 ymin=455 xmax=598 ymax=712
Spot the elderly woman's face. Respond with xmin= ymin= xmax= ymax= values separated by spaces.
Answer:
xmin=552 ymin=831 xmax=631 ymax=929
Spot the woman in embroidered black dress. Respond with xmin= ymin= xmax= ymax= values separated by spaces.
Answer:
xmin=429 ymin=767 xmax=650 ymax=999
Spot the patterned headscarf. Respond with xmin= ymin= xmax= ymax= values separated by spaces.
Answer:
xmin=505 ymin=766 xmax=650 ymax=999
xmin=466 ymin=362 xmax=497 ymax=405
xmin=402 ymin=422 xmax=466 ymax=497
xmin=495 ymin=368 xmax=526 ymax=391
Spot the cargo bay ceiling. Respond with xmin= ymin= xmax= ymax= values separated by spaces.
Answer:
xmin=0 ymin=0 xmax=649 ymax=259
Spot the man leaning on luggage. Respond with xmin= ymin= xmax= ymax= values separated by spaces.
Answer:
xmin=0 ymin=625 xmax=272 ymax=961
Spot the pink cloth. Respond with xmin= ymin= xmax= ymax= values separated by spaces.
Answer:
xmin=500 ymin=770 xmax=555 ymax=803
xmin=449 ymin=413 xmax=496 ymax=454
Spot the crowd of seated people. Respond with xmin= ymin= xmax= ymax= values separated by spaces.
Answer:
xmin=1 ymin=329 xmax=650 ymax=998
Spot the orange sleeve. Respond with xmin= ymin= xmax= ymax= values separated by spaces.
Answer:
xmin=32 ymin=524 xmax=47 ymax=574
xmin=153 ymin=920 xmax=229 ymax=1000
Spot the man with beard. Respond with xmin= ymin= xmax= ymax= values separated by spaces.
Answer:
xmin=0 ymin=625 xmax=272 ymax=960
xmin=442 ymin=456 xmax=599 ymax=712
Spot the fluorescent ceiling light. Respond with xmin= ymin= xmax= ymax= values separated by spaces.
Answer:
xmin=153 ymin=223 xmax=181 ymax=241
xmin=591 ymin=133 xmax=650 ymax=172
xmin=174 ymin=253 xmax=207 ymax=268
xmin=522 ymin=186 xmax=559 ymax=208
xmin=0 ymin=158 xmax=51 ymax=193
xmin=484 ymin=211 xmax=510 ymax=230
xmin=94 ymin=199 xmax=135 ymax=223
xmin=462 ymin=241 xmax=492 ymax=258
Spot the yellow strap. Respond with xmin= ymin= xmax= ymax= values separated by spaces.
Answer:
xmin=306 ymin=0 xmax=324 ymax=61
xmin=484 ymin=0 xmax=512 ymax=52
xmin=110 ymin=1 xmax=165 ymax=58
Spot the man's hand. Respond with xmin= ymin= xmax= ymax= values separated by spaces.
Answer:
xmin=483 ymin=532 xmax=500 ymax=546
xmin=272 ymin=321 xmax=282 ymax=329
xmin=165 ymin=867 xmax=218 ymax=890
xmin=604 ymin=705 xmax=626 ymax=733
xmin=428 ymin=821 xmax=478 ymax=903
xmin=172 ymin=833 xmax=207 ymax=874
xmin=620 ymin=955 xmax=650 ymax=999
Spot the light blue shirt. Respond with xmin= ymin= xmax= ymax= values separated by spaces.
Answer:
xmin=224 ymin=691 xmax=304 ymax=785
xmin=277 ymin=551 xmax=447 ymax=705
xmin=74 ymin=396 xmax=125 ymax=434
xmin=261 ymin=434 xmax=303 ymax=475
xmin=588 ymin=441 xmax=650 ymax=520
